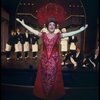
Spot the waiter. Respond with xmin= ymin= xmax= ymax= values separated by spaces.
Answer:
xmin=31 ymin=34 xmax=39 ymax=59
xmin=23 ymin=30 xmax=31 ymax=59
xmin=5 ymin=30 xmax=15 ymax=61
xmin=14 ymin=28 xmax=23 ymax=60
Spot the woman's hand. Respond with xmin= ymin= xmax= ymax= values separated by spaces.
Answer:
xmin=80 ymin=24 xmax=88 ymax=31
xmin=61 ymin=24 xmax=88 ymax=38
xmin=16 ymin=18 xmax=41 ymax=36
xmin=16 ymin=18 xmax=25 ymax=24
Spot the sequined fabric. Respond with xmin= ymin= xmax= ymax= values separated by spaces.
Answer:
xmin=34 ymin=32 xmax=65 ymax=99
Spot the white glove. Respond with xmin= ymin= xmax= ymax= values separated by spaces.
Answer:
xmin=16 ymin=18 xmax=25 ymax=24
xmin=80 ymin=24 xmax=88 ymax=31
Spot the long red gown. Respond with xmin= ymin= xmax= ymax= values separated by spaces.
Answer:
xmin=33 ymin=32 xmax=65 ymax=99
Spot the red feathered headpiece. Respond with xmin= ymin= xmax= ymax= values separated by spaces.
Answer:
xmin=36 ymin=3 xmax=67 ymax=26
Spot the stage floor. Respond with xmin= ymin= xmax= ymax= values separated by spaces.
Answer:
xmin=1 ymin=52 xmax=39 ymax=69
xmin=1 ymin=53 xmax=99 ymax=100
xmin=2 ymin=83 xmax=98 ymax=100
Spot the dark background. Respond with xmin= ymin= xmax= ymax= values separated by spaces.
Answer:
xmin=1 ymin=0 xmax=99 ymax=52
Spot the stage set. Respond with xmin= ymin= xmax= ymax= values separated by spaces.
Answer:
xmin=1 ymin=0 xmax=99 ymax=100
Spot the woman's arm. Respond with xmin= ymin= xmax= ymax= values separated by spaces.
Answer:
xmin=16 ymin=18 xmax=41 ymax=36
xmin=61 ymin=24 xmax=88 ymax=38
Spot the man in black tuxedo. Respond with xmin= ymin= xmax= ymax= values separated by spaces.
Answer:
xmin=14 ymin=28 xmax=23 ymax=60
xmin=70 ymin=47 xmax=84 ymax=70
xmin=83 ymin=47 xmax=99 ymax=70
xmin=31 ymin=34 xmax=39 ymax=59
xmin=68 ymin=36 xmax=78 ymax=54
xmin=23 ymin=30 xmax=31 ymax=59
xmin=5 ymin=30 xmax=16 ymax=61
xmin=61 ymin=36 xmax=78 ymax=66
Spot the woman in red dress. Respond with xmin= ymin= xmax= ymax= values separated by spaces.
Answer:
xmin=16 ymin=18 xmax=88 ymax=100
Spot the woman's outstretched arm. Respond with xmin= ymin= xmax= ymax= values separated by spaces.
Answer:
xmin=16 ymin=18 xmax=42 ymax=36
xmin=61 ymin=24 xmax=88 ymax=38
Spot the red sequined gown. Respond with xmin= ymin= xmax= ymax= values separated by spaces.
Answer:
xmin=33 ymin=32 xmax=65 ymax=99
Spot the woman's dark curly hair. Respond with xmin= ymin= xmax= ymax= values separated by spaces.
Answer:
xmin=46 ymin=18 xmax=57 ymax=29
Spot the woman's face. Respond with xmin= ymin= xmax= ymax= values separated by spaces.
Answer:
xmin=48 ymin=22 xmax=56 ymax=33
